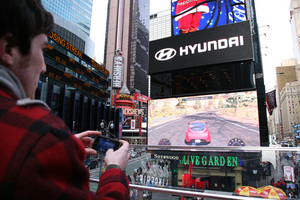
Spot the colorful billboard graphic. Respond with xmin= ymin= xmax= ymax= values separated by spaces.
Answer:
xmin=172 ymin=0 xmax=246 ymax=36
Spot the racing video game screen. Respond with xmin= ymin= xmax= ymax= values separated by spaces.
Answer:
xmin=147 ymin=91 xmax=260 ymax=147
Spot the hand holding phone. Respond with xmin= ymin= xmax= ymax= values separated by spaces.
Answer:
xmin=105 ymin=140 xmax=130 ymax=171
xmin=75 ymin=130 xmax=102 ymax=155
xmin=92 ymin=135 xmax=121 ymax=154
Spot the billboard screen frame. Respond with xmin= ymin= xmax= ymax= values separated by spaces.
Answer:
xmin=147 ymin=90 xmax=260 ymax=148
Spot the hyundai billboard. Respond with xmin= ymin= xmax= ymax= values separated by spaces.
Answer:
xmin=149 ymin=0 xmax=253 ymax=74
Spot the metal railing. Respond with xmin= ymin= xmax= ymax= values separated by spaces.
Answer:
xmin=90 ymin=145 xmax=300 ymax=199
xmin=90 ymin=178 xmax=265 ymax=199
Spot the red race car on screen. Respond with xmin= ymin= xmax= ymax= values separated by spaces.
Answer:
xmin=185 ymin=121 xmax=211 ymax=144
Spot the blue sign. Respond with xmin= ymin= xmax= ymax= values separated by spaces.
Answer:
xmin=293 ymin=124 xmax=300 ymax=128
xmin=293 ymin=123 xmax=300 ymax=133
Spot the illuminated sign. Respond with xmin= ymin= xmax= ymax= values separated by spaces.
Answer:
xmin=90 ymin=60 xmax=109 ymax=76
xmin=113 ymin=56 xmax=123 ymax=88
xmin=152 ymin=153 xmax=238 ymax=167
xmin=44 ymin=44 xmax=108 ymax=88
xmin=45 ymin=64 xmax=108 ymax=100
xmin=119 ymin=94 xmax=131 ymax=99
xmin=48 ymin=32 xmax=109 ymax=76
xmin=179 ymin=155 xmax=238 ymax=167
xmin=149 ymin=21 xmax=253 ymax=74
xmin=153 ymin=154 xmax=180 ymax=160
xmin=123 ymin=108 xmax=144 ymax=116
xmin=49 ymin=32 xmax=83 ymax=58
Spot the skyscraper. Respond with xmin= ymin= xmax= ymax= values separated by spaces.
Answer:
xmin=38 ymin=1 xmax=112 ymax=134
xmin=104 ymin=0 xmax=150 ymax=96
xmin=150 ymin=10 xmax=171 ymax=41
xmin=41 ymin=0 xmax=95 ymax=57
xmin=129 ymin=0 xmax=150 ymax=95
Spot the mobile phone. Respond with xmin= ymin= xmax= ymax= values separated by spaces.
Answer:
xmin=92 ymin=135 xmax=121 ymax=154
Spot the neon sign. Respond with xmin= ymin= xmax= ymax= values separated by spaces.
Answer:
xmin=179 ymin=155 xmax=238 ymax=167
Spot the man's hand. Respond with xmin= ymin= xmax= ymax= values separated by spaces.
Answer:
xmin=104 ymin=140 xmax=130 ymax=171
xmin=75 ymin=131 xmax=102 ymax=156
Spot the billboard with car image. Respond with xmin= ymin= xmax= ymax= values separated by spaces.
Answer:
xmin=147 ymin=90 xmax=260 ymax=147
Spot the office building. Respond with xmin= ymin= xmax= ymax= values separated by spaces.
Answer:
xmin=150 ymin=10 xmax=172 ymax=41
xmin=41 ymin=0 xmax=95 ymax=57
xmin=104 ymin=0 xmax=150 ymax=96
xmin=37 ymin=1 xmax=120 ymax=135
xmin=280 ymin=81 xmax=300 ymax=142
xmin=276 ymin=59 xmax=298 ymax=101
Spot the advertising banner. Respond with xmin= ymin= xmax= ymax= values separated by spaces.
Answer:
xmin=283 ymin=166 xmax=294 ymax=182
xmin=149 ymin=20 xmax=253 ymax=74
xmin=265 ymin=89 xmax=277 ymax=115
xmin=172 ymin=0 xmax=247 ymax=36
xmin=113 ymin=56 xmax=123 ymax=88
xmin=148 ymin=90 xmax=260 ymax=147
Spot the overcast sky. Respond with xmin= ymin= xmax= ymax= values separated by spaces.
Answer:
xmin=90 ymin=0 xmax=295 ymax=91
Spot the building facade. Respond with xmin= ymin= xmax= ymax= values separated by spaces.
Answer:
xmin=280 ymin=81 xmax=300 ymax=142
xmin=129 ymin=0 xmax=150 ymax=96
xmin=38 ymin=32 xmax=115 ymax=135
xmin=41 ymin=0 xmax=95 ymax=57
xmin=149 ymin=10 xmax=172 ymax=42
xmin=38 ymin=2 xmax=121 ymax=136
xmin=104 ymin=0 xmax=150 ymax=96
xmin=276 ymin=59 xmax=298 ymax=100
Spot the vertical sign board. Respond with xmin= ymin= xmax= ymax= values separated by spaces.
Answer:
xmin=113 ymin=56 xmax=124 ymax=88
xmin=283 ymin=166 xmax=294 ymax=182
xmin=131 ymin=120 xmax=136 ymax=130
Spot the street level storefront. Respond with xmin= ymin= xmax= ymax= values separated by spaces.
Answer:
xmin=147 ymin=150 xmax=262 ymax=192
xmin=115 ymin=93 xmax=150 ymax=144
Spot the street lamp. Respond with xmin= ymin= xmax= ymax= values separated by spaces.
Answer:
xmin=99 ymin=119 xmax=115 ymax=137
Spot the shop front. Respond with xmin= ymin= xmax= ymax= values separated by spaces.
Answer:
xmin=149 ymin=150 xmax=262 ymax=192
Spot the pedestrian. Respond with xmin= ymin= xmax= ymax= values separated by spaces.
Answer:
xmin=0 ymin=0 xmax=130 ymax=199
xmin=127 ymin=175 xmax=132 ymax=183
xmin=278 ymin=179 xmax=286 ymax=193
xmin=137 ymin=173 xmax=141 ymax=185
xmin=270 ymin=178 xmax=276 ymax=186
xmin=133 ymin=169 xmax=138 ymax=183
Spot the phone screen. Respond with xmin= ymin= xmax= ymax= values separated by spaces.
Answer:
xmin=92 ymin=136 xmax=121 ymax=153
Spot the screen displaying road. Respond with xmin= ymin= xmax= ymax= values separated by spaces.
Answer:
xmin=148 ymin=91 xmax=260 ymax=147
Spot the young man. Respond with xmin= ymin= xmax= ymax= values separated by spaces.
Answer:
xmin=0 ymin=0 xmax=130 ymax=199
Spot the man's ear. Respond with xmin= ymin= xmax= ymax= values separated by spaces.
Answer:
xmin=0 ymin=34 xmax=16 ymax=66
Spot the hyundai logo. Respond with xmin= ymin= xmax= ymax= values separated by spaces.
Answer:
xmin=155 ymin=48 xmax=177 ymax=61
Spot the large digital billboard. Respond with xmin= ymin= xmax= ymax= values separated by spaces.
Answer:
xmin=172 ymin=0 xmax=246 ymax=35
xmin=147 ymin=91 xmax=260 ymax=147
xmin=149 ymin=0 xmax=253 ymax=74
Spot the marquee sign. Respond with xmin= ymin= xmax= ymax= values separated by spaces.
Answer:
xmin=152 ymin=153 xmax=239 ymax=167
